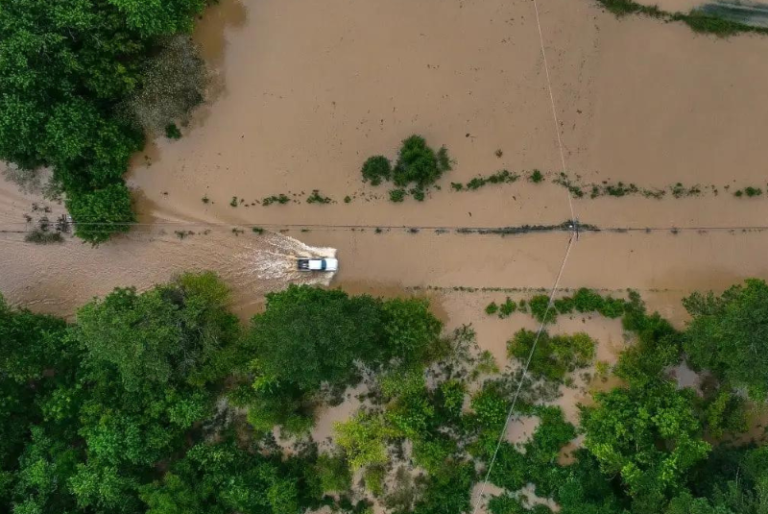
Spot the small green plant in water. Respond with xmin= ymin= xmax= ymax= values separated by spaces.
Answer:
xmin=389 ymin=188 xmax=407 ymax=203
xmin=307 ymin=189 xmax=332 ymax=204
xmin=410 ymin=188 xmax=426 ymax=202
xmin=165 ymin=123 xmax=182 ymax=139
xmin=262 ymin=194 xmax=290 ymax=206
xmin=499 ymin=297 xmax=517 ymax=318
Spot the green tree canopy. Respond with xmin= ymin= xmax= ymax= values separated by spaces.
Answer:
xmin=581 ymin=380 xmax=711 ymax=513
xmin=76 ymin=272 xmax=240 ymax=390
xmin=247 ymin=285 xmax=386 ymax=391
xmin=0 ymin=0 xmax=208 ymax=242
xmin=684 ymin=279 xmax=768 ymax=399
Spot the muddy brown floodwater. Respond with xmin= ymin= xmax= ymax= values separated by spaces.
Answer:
xmin=2 ymin=0 xmax=767 ymax=506
xmin=0 ymin=0 xmax=767 ymax=318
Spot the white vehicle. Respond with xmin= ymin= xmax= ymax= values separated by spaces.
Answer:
xmin=297 ymin=258 xmax=338 ymax=272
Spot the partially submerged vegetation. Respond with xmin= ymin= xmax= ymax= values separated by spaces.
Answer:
xmin=1 ymin=273 xmax=767 ymax=514
xmin=361 ymin=135 xmax=452 ymax=202
xmin=451 ymin=170 xmax=519 ymax=191
xmin=0 ymin=0 xmax=210 ymax=243
xmin=595 ymin=0 xmax=768 ymax=36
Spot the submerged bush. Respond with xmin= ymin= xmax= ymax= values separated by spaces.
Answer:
xmin=361 ymin=156 xmax=392 ymax=186
xmin=393 ymin=135 xmax=451 ymax=188
xmin=507 ymin=329 xmax=596 ymax=382
xmin=389 ymin=188 xmax=407 ymax=203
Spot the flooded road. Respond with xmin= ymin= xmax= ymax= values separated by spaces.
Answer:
xmin=2 ymin=0 xmax=768 ymax=322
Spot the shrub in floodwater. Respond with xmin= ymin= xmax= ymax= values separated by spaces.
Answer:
xmin=361 ymin=155 xmax=392 ymax=186
xmin=307 ymin=189 xmax=332 ymax=204
xmin=572 ymin=288 xmax=605 ymax=313
xmin=553 ymin=172 xmax=584 ymax=198
xmin=507 ymin=329 xmax=596 ymax=382
xmin=262 ymin=194 xmax=290 ymax=206
xmin=485 ymin=302 xmax=499 ymax=315
xmin=498 ymin=297 xmax=517 ymax=318
xmin=230 ymin=196 xmax=238 ymax=207
xmin=389 ymin=188 xmax=407 ymax=203
xmin=554 ymin=296 xmax=575 ymax=314
xmin=529 ymin=294 xmax=556 ymax=323
xmin=344 ymin=195 xmax=352 ymax=204
xmin=165 ymin=123 xmax=182 ymax=139
xmin=393 ymin=135 xmax=451 ymax=188
xmin=410 ymin=188 xmax=426 ymax=202
xmin=252 ymin=227 xmax=265 ymax=234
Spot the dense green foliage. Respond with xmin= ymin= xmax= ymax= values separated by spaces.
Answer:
xmin=684 ymin=279 xmax=768 ymax=399
xmin=243 ymin=286 xmax=442 ymax=433
xmin=361 ymin=135 xmax=452 ymax=200
xmin=0 ymin=0 xmax=208 ymax=242
xmin=393 ymin=135 xmax=451 ymax=188
xmin=581 ymin=381 xmax=711 ymax=510
xmin=361 ymin=156 xmax=392 ymax=186
xmin=507 ymin=329 xmax=596 ymax=382
xmin=2 ymin=275 xmax=768 ymax=514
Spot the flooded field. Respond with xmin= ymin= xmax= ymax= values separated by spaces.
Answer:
xmin=2 ymin=0 xmax=768 ymax=496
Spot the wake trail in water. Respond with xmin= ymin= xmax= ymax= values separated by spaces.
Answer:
xmin=242 ymin=232 xmax=337 ymax=286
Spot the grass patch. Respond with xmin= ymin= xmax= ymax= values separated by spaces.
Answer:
xmin=457 ymin=169 xmax=519 ymax=191
xmin=25 ymin=229 xmax=64 ymax=244
xmin=389 ymin=189 xmax=407 ymax=203
xmin=307 ymin=189 xmax=332 ymax=204
xmin=553 ymin=172 xmax=585 ymax=198
xmin=456 ymin=220 xmax=595 ymax=236
xmin=262 ymin=194 xmax=290 ymax=206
